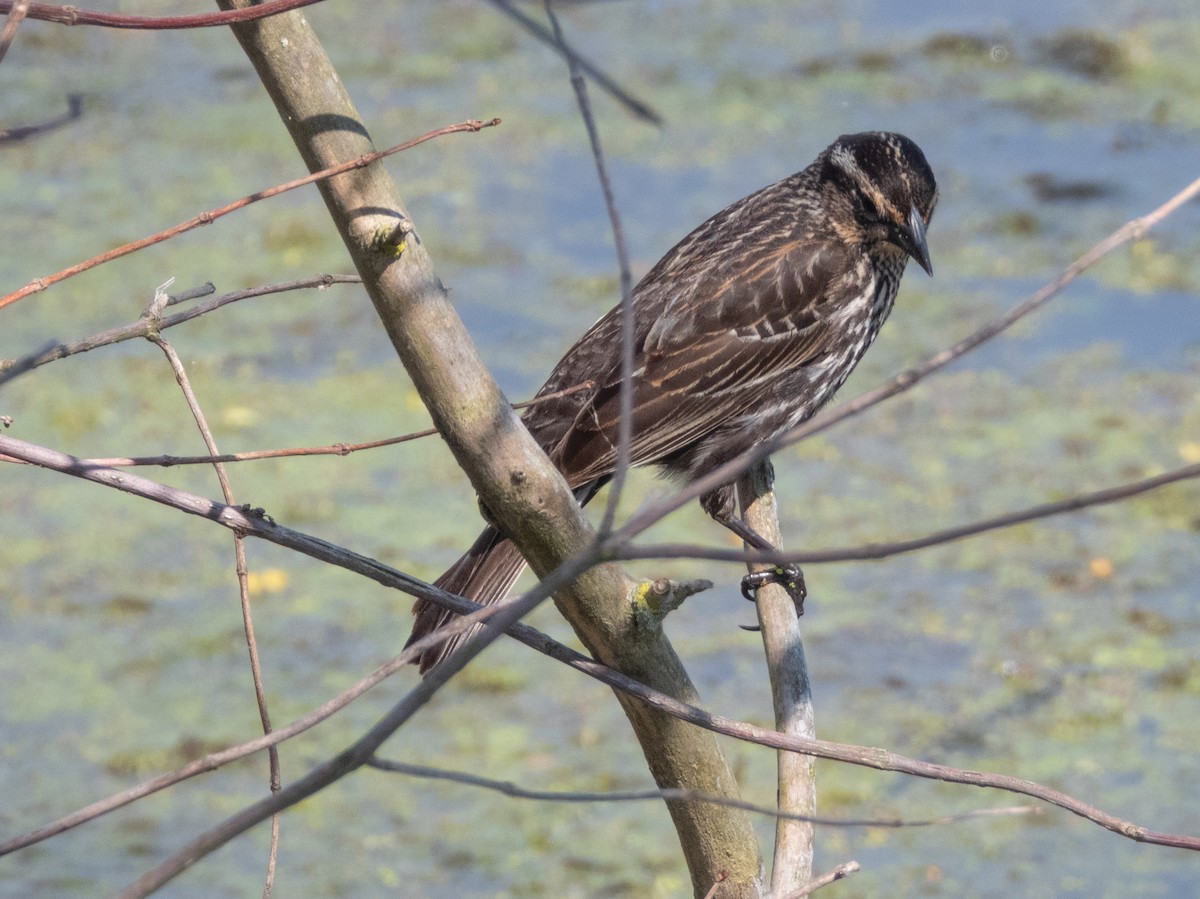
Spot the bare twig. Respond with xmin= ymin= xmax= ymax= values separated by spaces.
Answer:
xmin=0 ymin=0 xmax=30 ymax=65
xmin=76 ymin=380 xmax=594 ymax=466
xmin=145 ymin=294 xmax=281 ymax=895
xmin=0 ymin=578 xmax=544 ymax=857
xmin=701 ymin=871 xmax=730 ymax=899
xmin=620 ymin=459 xmax=1200 ymax=566
xmin=0 ymin=275 xmax=355 ymax=386
xmin=0 ymin=274 xmax=590 ymax=445
xmin=0 ymin=119 xmax=500 ymax=311
xmin=544 ymin=0 xmax=636 ymax=537
xmin=0 ymin=0 xmax=324 ymax=30
xmin=483 ymin=0 xmax=661 ymax=124
xmin=780 ymin=861 xmax=861 ymax=899
xmin=0 ymin=92 xmax=82 ymax=144
xmin=367 ymin=757 xmax=1039 ymax=829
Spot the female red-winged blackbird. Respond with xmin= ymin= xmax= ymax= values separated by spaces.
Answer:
xmin=409 ymin=131 xmax=937 ymax=672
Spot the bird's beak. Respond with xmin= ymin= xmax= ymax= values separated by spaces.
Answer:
xmin=906 ymin=204 xmax=933 ymax=276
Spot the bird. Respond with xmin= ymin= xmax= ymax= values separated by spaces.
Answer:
xmin=407 ymin=130 xmax=938 ymax=673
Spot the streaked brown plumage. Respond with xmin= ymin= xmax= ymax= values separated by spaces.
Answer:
xmin=409 ymin=131 xmax=938 ymax=672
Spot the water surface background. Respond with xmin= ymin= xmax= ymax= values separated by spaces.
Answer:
xmin=2 ymin=1 xmax=1199 ymax=896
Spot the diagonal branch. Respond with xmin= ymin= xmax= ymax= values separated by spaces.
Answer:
xmin=213 ymin=4 xmax=761 ymax=896
xmin=782 ymin=862 xmax=861 ymax=899
xmin=619 ymin=458 xmax=1200 ymax=566
xmin=0 ymin=434 xmax=443 ymax=602
xmin=0 ymin=119 xmax=500 ymax=311
xmin=484 ymin=0 xmax=661 ymax=124
xmin=0 ymin=0 xmax=30 ymax=65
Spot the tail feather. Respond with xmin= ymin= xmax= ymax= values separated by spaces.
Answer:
xmin=409 ymin=480 xmax=605 ymax=674
xmin=406 ymin=525 xmax=528 ymax=673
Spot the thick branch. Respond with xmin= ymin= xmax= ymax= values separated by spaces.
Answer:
xmin=216 ymin=4 xmax=761 ymax=896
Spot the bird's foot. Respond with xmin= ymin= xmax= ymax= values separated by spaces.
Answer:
xmin=738 ymin=564 xmax=807 ymax=631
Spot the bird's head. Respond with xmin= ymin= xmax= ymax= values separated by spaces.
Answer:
xmin=823 ymin=131 xmax=939 ymax=275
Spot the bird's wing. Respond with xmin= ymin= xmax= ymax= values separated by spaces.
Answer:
xmin=551 ymin=238 xmax=864 ymax=483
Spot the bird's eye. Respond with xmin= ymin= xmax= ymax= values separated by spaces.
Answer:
xmin=856 ymin=189 xmax=883 ymax=221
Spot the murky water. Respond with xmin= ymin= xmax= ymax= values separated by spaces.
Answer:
xmin=2 ymin=1 xmax=1198 ymax=896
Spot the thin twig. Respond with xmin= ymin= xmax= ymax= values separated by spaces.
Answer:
xmin=544 ymin=0 xmax=635 ymax=537
xmin=780 ymin=861 xmax=861 ymax=899
xmin=144 ymin=292 xmax=281 ymax=894
xmin=619 ymin=459 xmax=1200 ymax=566
xmin=367 ymin=757 xmax=1039 ymax=829
xmin=0 ymin=276 xmax=349 ymax=386
xmin=0 ymin=381 xmax=594 ymax=469
xmin=0 ymin=0 xmax=30 ymax=65
xmin=73 ymin=386 xmax=597 ymax=466
xmin=0 ymin=92 xmax=82 ymax=144
xmin=701 ymin=871 xmax=729 ymax=899
xmin=0 ymin=578 xmax=535 ymax=857
xmin=0 ymin=0 xmax=324 ymax=30
xmin=0 ymin=119 xmax=501 ymax=311
xmin=483 ymin=0 xmax=661 ymax=124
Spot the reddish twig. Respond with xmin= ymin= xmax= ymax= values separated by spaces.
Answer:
xmin=0 ymin=118 xmax=501 ymax=311
xmin=1 ymin=381 xmax=594 ymax=468
xmin=0 ymin=0 xmax=323 ymax=30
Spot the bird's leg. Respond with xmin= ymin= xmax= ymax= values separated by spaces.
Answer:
xmin=700 ymin=485 xmax=807 ymax=622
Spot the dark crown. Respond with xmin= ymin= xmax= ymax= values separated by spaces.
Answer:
xmin=824 ymin=131 xmax=938 ymax=225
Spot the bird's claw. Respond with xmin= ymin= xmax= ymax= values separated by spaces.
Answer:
xmin=740 ymin=564 xmax=807 ymax=616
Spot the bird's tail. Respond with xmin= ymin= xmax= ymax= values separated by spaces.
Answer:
xmin=406 ymin=525 xmax=528 ymax=674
